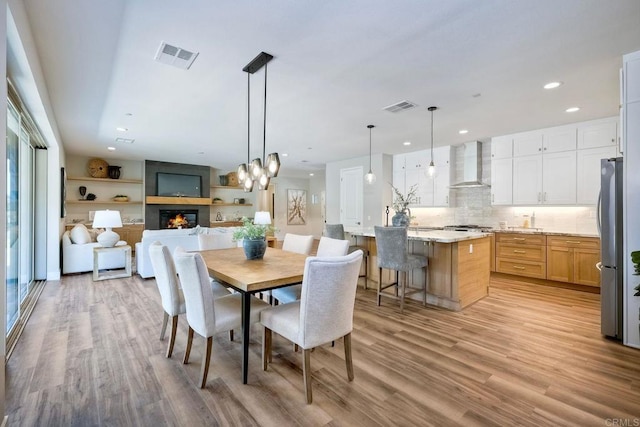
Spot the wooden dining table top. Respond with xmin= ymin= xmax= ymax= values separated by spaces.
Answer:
xmin=198 ymin=247 xmax=308 ymax=293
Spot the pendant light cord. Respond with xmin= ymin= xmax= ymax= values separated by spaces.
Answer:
xmin=247 ymin=72 xmax=251 ymax=164
xmin=263 ymin=63 xmax=268 ymax=164
xmin=369 ymin=126 xmax=373 ymax=170
xmin=430 ymin=108 xmax=434 ymax=161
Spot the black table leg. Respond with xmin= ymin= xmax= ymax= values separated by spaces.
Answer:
xmin=241 ymin=291 xmax=251 ymax=384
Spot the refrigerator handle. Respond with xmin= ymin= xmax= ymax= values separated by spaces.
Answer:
xmin=596 ymin=190 xmax=602 ymax=238
xmin=596 ymin=261 xmax=602 ymax=271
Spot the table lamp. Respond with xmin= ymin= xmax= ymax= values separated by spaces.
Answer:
xmin=253 ymin=211 xmax=271 ymax=225
xmin=93 ymin=210 xmax=123 ymax=247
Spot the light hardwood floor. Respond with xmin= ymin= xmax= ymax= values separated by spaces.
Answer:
xmin=6 ymin=273 xmax=640 ymax=426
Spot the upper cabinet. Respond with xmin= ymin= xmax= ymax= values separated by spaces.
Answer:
xmin=491 ymin=135 xmax=513 ymax=159
xmin=513 ymin=131 xmax=543 ymax=157
xmin=544 ymin=125 xmax=577 ymax=153
xmin=392 ymin=147 xmax=451 ymax=207
xmin=577 ymin=118 xmax=617 ymax=149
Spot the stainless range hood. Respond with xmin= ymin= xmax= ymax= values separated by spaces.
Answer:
xmin=449 ymin=141 xmax=490 ymax=188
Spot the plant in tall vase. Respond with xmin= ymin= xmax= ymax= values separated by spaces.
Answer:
xmin=632 ymin=250 xmax=640 ymax=296
xmin=232 ymin=217 xmax=275 ymax=260
xmin=390 ymin=184 xmax=418 ymax=227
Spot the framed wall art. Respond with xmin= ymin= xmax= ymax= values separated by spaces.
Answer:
xmin=287 ymin=189 xmax=306 ymax=225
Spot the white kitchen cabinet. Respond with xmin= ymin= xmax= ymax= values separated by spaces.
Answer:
xmin=577 ymin=145 xmax=617 ymax=204
xmin=543 ymin=125 xmax=577 ymax=153
xmin=542 ymin=151 xmax=576 ymax=204
xmin=491 ymin=157 xmax=513 ymax=205
xmin=513 ymin=131 xmax=543 ymax=157
xmin=513 ymin=155 xmax=542 ymax=205
xmin=513 ymin=151 xmax=576 ymax=205
xmin=577 ymin=117 xmax=617 ymax=149
xmin=433 ymin=146 xmax=451 ymax=206
xmin=491 ymin=135 xmax=513 ymax=159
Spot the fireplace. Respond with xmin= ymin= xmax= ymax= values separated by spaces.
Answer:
xmin=159 ymin=210 xmax=198 ymax=229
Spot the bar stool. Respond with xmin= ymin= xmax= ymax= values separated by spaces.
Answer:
xmin=325 ymin=224 xmax=369 ymax=289
xmin=374 ymin=226 xmax=428 ymax=313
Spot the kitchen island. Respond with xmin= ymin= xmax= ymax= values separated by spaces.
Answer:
xmin=348 ymin=228 xmax=491 ymax=311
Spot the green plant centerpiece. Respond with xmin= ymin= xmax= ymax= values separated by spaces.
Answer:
xmin=232 ymin=216 xmax=274 ymax=260
xmin=390 ymin=183 xmax=418 ymax=227
xmin=632 ymin=250 xmax=640 ymax=297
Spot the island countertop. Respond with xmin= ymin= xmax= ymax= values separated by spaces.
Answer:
xmin=347 ymin=227 xmax=491 ymax=243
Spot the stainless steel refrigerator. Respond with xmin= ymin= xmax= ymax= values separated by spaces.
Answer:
xmin=598 ymin=157 xmax=623 ymax=339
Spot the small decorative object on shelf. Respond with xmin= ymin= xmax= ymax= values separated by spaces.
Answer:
xmin=219 ymin=175 xmax=228 ymax=186
xmin=86 ymin=193 xmax=97 ymax=201
xmin=226 ymin=171 xmax=239 ymax=187
xmin=88 ymin=158 xmax=109 ymax=178
xmin=108 ymin=165 xmax=121 ymax=179
xmin=112 ymin=195 xmax=129 ymax=202
xmin=213 ymin=197 xmax=224 ymax=204
xmin=79 ymin=186 xmax=87 ymax=200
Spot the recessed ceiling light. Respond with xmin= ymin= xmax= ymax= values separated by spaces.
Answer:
xmin=403 ymin=141 xmax=411 ymax=146
xmin=544 ymin=81 xmax=562 ymax=89
xmin=107 ymin=146 xmax=116 ymax=151
xmin=459 ymin=129 xmax=469 ymax=134
xmin=282 ymin=153 xmax=289 ymax=157
xmin=125 ymin=113 xmax=133 ymax=116
xmin=197 ymin=151 xmax=204 ymax=155
xmin=566 ymin=107 xmax=580 ymax=113
xmin=116 ymin=127 xmax=128 ymax=132
xmin=309 ymin=173 xmax=314 ymax=176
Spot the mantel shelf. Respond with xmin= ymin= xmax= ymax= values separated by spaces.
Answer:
xmin=145 ymin=196 xmax=212 ymax=205
xmin=211 ymin=203 xmax=253 ymax=207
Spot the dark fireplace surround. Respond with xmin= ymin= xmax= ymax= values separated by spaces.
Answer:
xmin=144 ymin=160 xmax=210 ymax=230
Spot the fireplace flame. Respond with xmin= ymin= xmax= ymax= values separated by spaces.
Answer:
xmin=167 ymin=213 xmax=190 ymax=229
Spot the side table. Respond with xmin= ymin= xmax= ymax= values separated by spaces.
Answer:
xmin=93 ymin=245 xmax=132 ymax=281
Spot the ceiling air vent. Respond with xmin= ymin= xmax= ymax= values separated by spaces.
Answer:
xmin=383 ymin=100 xmax=417 ymax=113
xmin=154 ymin=41 xmax=199 ymax=70
xmin=115 ymin=137 xmax=134 ymax=144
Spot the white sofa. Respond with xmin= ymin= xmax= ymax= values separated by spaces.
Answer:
xmin=135 ymin=227 xmax=239 ymax=278
xmin=62 ymin=228 xmax=127 ymax=274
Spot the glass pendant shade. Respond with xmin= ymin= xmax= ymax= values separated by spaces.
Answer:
xmin=428 ymin=160 xmax=436 ymax=177
xmin=250 ymin=158 xmax=263 ymax=180
xmin=237 ymin=163 xmax=248 ymax=184
xmin=243 ymin=176 xmax=255 ymax=192
xmin=266 ymin=152 xmax=280 ymax=177
xmin=258 ymin=173 xmax=270 ymax=190
xmin=365 ymin=170 xmax=376 ymax=184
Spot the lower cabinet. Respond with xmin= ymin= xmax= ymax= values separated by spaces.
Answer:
xmin=546 ymin=236 xmax=600 ymax=287
xmin=495 ymin=233 xmax=547 ymax=279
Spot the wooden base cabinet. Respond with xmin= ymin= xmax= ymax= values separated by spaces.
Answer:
xmin=546 ymin=236 xmax=600 ymax=287
xmin=495 ymin=233 xmax=547 ymax=279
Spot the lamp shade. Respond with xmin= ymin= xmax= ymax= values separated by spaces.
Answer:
xmin=92 ymin=210 xmax=122 ymax=247
xmin=92 ymin=210 xmax=123 ymax=228
xmin=254 ymin=211 xmax=271 ymax=225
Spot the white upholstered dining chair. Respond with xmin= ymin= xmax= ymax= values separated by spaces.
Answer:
xmin=270 ymin=233 xmax=314 ymax=304
xmin=173 ymin=250 xmax=270 ymax=388
xmin=260 ymin=250 xmax=363 ymax=403
xmin=271 ymin=236 xmax=349 ymax=304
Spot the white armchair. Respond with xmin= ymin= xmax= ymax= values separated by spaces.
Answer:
xmin=61 ymin=224 xmax=126 ymax=274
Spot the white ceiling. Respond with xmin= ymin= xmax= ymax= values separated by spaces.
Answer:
xmin=17 ymin=0 xmax=640 ymax=177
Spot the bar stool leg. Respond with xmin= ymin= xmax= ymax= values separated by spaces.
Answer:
xmin=377 ymin=267 xmax=383 ymax=306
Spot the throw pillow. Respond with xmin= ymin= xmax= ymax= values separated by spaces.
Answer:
xmin=88 ymin=228 xmax=103 ymax=242
xmin=69 ymin=224 xmax=91 ymax=245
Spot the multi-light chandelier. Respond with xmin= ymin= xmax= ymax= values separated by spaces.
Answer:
xmin=237 ymin=52 xmax=280 ymax=192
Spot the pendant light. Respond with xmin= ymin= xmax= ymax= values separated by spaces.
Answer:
xmin=427 ymin=106 xmax=438 ymax=177
xmin=238 ymin=51 xmax=280 ymax=192
xmin=364 ymin=124 xmax=376 ymax=184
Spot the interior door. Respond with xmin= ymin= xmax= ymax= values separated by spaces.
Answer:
xmin=340 ymin=166 xmax=363 ymax=227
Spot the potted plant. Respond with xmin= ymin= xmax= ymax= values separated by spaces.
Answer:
xmin=390 ymin=183 xmax=418 ymax=227
xmin=632 ymin=250 xmax=640 ymax=296
xmin=232 ymin=217 xmax=274 ymax=260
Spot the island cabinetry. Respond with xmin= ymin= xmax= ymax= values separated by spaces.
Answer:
xmin=495 ymin=233 xmax=547 ymax=279
xmin=546 ymin=236 xmax=600 ymax=287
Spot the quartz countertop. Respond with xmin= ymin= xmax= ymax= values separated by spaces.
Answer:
xmin=347 ymin=228 xmax=491 ymax=243
xmin=492 ymin=228 xmax=599 ymax=238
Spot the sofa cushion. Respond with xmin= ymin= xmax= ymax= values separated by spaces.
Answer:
xmin=70 ymin=224 xmax=91 ymax=244
xmin=88 ymin=228 xmax=103 ymax=242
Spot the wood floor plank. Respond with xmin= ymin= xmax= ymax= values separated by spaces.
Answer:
xmin=6 ymin=272 xmax=640 ymax=426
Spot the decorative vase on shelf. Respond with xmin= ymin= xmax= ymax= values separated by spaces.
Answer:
xmin=242 ymin=237 xmax=267 ymax=260
xmin=108 ymin=165 xmax=121 ymax=179
xmin=391 ymin=210 xmax=410 ymax=227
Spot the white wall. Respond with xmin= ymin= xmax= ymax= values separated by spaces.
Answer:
xmin=325 ymin=153 xmax=393 ymax=228
xmin=623 ymin=50 xmax=640 ymax=348
xmin=270 ymin=175 xmax=323 ymax=238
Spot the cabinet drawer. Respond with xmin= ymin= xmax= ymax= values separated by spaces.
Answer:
xmin=495 ymin=233 xmax=546 ymax=246
xmin=547 ymin=236 xmax=599 ymax=249
xmin=496 ymin=257 xmax=546 ymax=279
xmin=496 ymin=243 xmax=546 ymax=262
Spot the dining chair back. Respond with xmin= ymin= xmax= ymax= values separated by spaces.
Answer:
xmin=374 ymin=226 xmax=428 ymax=313
xmin=282 ymin=233 xmax=314 ymax=255
xmin=149 ymin=241 xmax=185 ymax=358
xmin=324 ymin=224 xmax=345 ymax=240
xmin=260 ymin=250 xmax=364 ymax=403
xmin=173 ymin=250 xmax=270 ymax=388
xmin=316 ymin=236 xmax=349 ymax=257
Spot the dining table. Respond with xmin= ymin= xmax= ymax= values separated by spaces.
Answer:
xmin=197 ymin=246 xmax=308 ymax=384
